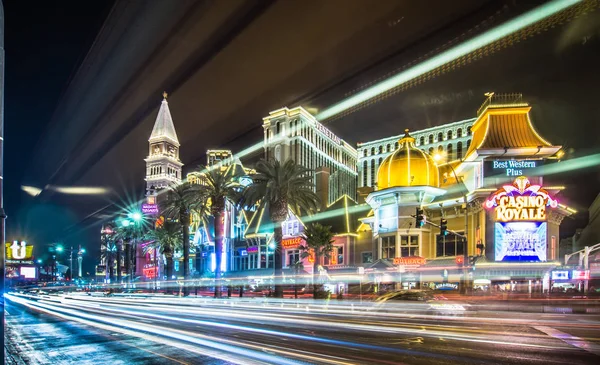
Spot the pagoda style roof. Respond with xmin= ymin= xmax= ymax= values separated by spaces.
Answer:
xmin=465 ymin=94 xmax=560 ymax=159
xmin=149 ymin=94 xmax=180 ymax=146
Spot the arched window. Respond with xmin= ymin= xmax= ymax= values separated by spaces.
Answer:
xmin=378 ymin=145 xmax=383 ymax=154
xmin=363 ymin=161 xmax=368 ymax=186
xmin=466 ymin=139 xmax=471 ymax=152
xmin=428 ymin=134 xmax=434 ymax=144
xmin=447 ymin=130 xmax=453 ymax=140
xmin=447 ymin=144 xmax=453 ymax=161
xmin=467 ymin=126 xmax=472 ymax=136
xmin=457 ymin=142 xmax=463 ymax=160
xmin=363 ymin=150 xmax=367 ymax=157
xmin=437 ymin=132 xmax=443 ymax=142
xmin=371 ymin=147 xmax=375 ymax=156
xmin=428 ymin=147 xmax=434 ymax=155
xmin=419 ymin=136 xmax=425 ymax=145
xmin=386 ymin=144 xmax=391 ymax=152
xmin=276 ymin=122 xmax=280 ymax=134
xmin=438 ymin=145 xmax=443 ymax=153
xmin=370 ymin=160 xmax=376 ymax=186
xmin=395 ymin=142 xmax=399 ymax=149
xmin=457 ymin=128 xmax=463 ymax=138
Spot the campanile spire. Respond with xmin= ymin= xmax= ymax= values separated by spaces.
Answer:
xmin=144 ymin=92 xmax=183 ymax=191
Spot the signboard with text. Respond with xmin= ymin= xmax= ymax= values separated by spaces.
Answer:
xmin=485 ymin=176 xmax=557 ymax=262
xmin=6 ymin=241 xmax=34 ymax=261
xmin=393 ymin=256 xmax=425 ymax=266
xmin=282 ymin=237 xmax=304 ymax=249
xmin=142 ymin=204 xmax=159 ymax=214
xmin=484 ymin=160 xmax=542 ymax=178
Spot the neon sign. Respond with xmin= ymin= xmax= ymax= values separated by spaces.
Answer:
xmin=495 ymin=222 xmax=547 ymax=262
xmin=142 ymin=204 xmax=159 ymax=214
xmin=486 ymin=160 xmax=540 ymax=177
xmin=6 ymin=241 xmax=33 ymax=261
xmin=485 ymin=176 xmax=557 ymax=222
xmin=572 ymin=270 xmax=590 ymax=280
xmin=393 ymin=256 xmax=425 ymax=266
xmin=282 ymin=237 xmax=303 ymax=249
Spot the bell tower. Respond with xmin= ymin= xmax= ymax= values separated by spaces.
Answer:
xmin=144 ymin=92 xmax=183 ymax=191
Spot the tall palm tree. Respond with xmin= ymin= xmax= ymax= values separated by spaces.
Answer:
xmin=114 ymin=222 xmax=146 ymax=284
xmin=161 ymin=182 xmax=204 ymax=292
xmin=196 ymin=166 xmax=242 ymax=298
xmin=145 ymin=220 xmax=183 ymax=286
xmin=101 ymin=242 xmax=118 ymax=284
xmin=299 ymin=223 xmax=335 ymax=297
xmin=241 ymin=159 xmax=319 ymax=297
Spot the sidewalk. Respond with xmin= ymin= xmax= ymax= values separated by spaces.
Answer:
xmin=4 ymin=322 xmax=29 ymax=365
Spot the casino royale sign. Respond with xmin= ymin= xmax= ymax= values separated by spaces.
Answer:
xmin=485 ymin=176 xmax=558 ymax=222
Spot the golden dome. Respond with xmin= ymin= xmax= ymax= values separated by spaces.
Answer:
xmin=377 ymin=129 xmax=439 ymax=189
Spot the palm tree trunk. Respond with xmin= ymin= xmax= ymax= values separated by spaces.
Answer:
xmin=182 ymin=210 xmax=190 ymax=296
xmin=273 ymin=225 xmax=283 ymax=298
xmin=130 ymin=240 xmax=136 ymax=283
xmin=117 ymin=244 xmax=122 ymax=283
xmin=313 ymin=253 xmax=320 ymax=298
xmin=214 ymin=209 xmax=224 ymax=298
xmin=166 ymin=254 xmax=173 ymax=294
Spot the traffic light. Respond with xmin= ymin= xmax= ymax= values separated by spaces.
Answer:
xmin=440 ymin=218 xmax=448 ymax=236
xmin=415 ymin=207 xmax=425 ymax=228
xmin=455 ymin=256 xmax=464 ymax=266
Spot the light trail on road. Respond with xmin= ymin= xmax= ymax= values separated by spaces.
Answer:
xmin=6 ymin=293 xmax=600 ymax=365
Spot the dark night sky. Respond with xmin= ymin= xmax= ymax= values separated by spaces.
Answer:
xmin=3 ymin=1 xmax=600 ymax=273
xmin=4 ymin=1 xmax=114 ymax=268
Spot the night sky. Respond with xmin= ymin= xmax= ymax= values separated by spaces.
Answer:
xmin=4 ymin=0 xmax=114 ymax=268
xmin=3 ymin=1 xmax=600 ymax=273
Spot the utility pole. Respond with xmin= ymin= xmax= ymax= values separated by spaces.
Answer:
xmin=1 ymin=2 xmax=7 ymax=355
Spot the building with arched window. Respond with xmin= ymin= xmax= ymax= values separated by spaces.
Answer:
xmin=357 ymin=117 xmax=475 ymax=188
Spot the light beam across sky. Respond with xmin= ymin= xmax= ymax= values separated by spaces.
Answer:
xmin=315 ymin=0 xmax=582 ymax=121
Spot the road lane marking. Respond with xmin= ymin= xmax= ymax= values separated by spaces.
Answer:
xmin=534 ymin=326 xmax=600 ymax=356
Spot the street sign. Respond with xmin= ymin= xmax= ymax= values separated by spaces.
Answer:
xmin=142 ymin=204 xmax=159 ymax=214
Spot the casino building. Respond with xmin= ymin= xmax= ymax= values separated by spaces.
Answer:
xmin=135 ymin=93 xmax=577 ymax=295
xmin=353 ymin=93 xmax=575 ymax=294
xmin=262 ymin=106 xmax=358 ymax=206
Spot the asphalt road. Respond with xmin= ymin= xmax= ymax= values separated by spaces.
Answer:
xmin=5 ymin=293 xmax=600 ymax=365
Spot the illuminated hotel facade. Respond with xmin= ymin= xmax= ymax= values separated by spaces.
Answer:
xmin=357 ymin=118 xmax=475 ymax=189
xmin=262 ymin=107 xmax=358 ymax=206
xmin=351 ymin=93 xmax=575 ymax=293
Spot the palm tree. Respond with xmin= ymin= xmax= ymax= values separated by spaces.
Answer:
xmin=161 ymin=182 xmax=204 ymax=293
xmin=114 ymin=222 xmax=146 ymax=284
xmin=195 ymin=165 xmax=242 ymax=298
xmin=299 ymin=223 xmax=335 ymax=298
xmin=145 ymin=220 xmax=183 ymax=288
xmin=241 ymin=159 xmax=319 ymax=297
xmin=101 ymin=242 xmax=118 ymax=283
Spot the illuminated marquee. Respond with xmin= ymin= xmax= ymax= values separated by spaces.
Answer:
xmin=282 ymin=237 xmax=304 ymax=249
xmin=485 ymin=176 xmax=558 ymax=222
xmin=393 ymin=256 xmax=425 ymax=266
xmin=6 ymin=241 xmax=34 ymax=261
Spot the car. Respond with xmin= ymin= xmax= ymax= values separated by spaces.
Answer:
xmin=375 ymin=290 xmax=435 ymax=302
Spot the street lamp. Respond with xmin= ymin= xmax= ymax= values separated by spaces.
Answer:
xmin=55 ymin=245 xmax=86 ymax=280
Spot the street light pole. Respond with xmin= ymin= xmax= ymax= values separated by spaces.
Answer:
xmin=1 ymin=2 xmax=6 ymax=356
xmin=69 ymin=246 xmax=73 ymax=281
xmin=444 ymin=162 xmax=469 ymax=295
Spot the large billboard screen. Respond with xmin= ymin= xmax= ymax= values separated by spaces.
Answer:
xmin=494 ymin=221 xmax=547 ymax=262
